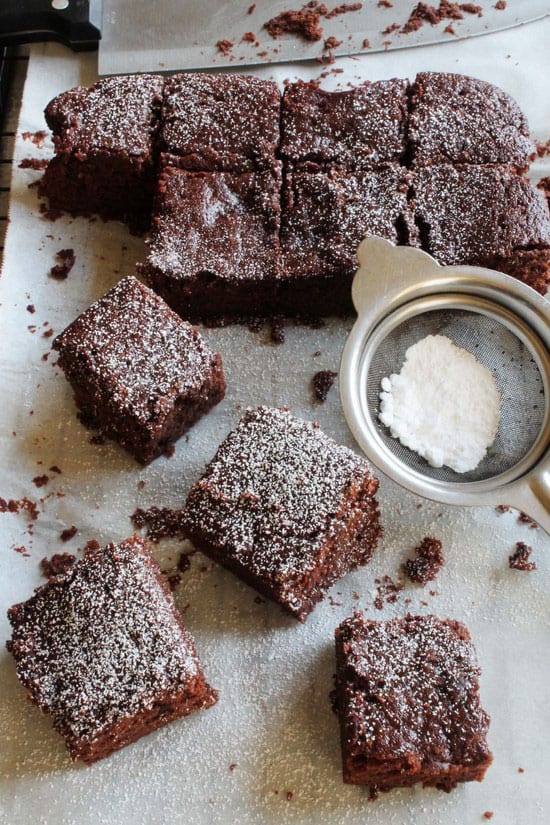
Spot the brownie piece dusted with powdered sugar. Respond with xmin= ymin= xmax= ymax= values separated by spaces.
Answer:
xmin=412 ymin=164 xmax=550 ymax=267
xmin=279 ymin=162 xmax=414 ymax=315
xmin=409 ymin=72 xmax=536 ymax=170
xmin=181 ymin=407 xmax=382 ymax=621
xmin=53 ymin=276 xmax=225 ymax=464
xmin=6 ymin=536 xmax=217 ymax=764
xmin=159 ymin=73 xmax=281 ymax=172
xmin=40 ymin=75 xmax=163 ymax=232
xmin=140 ymin=165 xmax=283 ymax=319
xmin=281 ymin=79 xmax=409 ymax=167
xmin=334 ymin=613 xmax=493 ymax=792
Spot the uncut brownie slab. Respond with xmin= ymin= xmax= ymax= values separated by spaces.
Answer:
xmin=6 ymin=536 xmax=217 ymax=764
xmin=334 ymin=613 xmax=492 ymax=793
xmin=139 ymin=164 xmax=282 ymax=319
xmin=159 ymin=73 xmax=281 ymax=172
xmin=181 ymin=407 xmax=382 ymax=622
xmin=280 ymin=79 xmax=409 ymax=168
xmin=412 ymin=164 xmax=550 ymax=274
xmin=409 ymin=72 xmax=535 ymax=170
xmin=40 ymin=75 xmax=163 ymax=232
xmin=53 ymin=276 xmax=225 ymax=464
xmin=279 ymin=163 xmax=414 ymax=315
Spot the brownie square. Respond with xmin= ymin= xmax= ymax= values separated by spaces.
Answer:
xmin=6 ymin=536 xmax=217 ymax=764
xmin=281 ymin=79 xmax=409 ymax=167
xmin=53 ymin=276 xmax=225 ymax=464
xmin=334 ymin=613 xmax=493 ymax=793
xmin=139 ymin=164 xmax=283 ymax=319
xmin=181 ymin=407 xmax=382 ymax=622
xmin=159 ymin=73 xmax=281 ymax=171
xmin=480 ymin=248 xmax=550 ymax=296
xmin=412 ymin=164 xmax=550 ymax=266
xmin=409 ymin=72 xmax=536 ymax=170
xmin=279 ymin=163 xmax=414 ymax=315
xmin=40 ymin=75 xmax=163 ymax=232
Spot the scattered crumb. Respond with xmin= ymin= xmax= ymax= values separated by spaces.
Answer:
xmin=362 ymin=38 xmax=370 ymax=47
xmin=18 ymin=157 xmax=49 ymax=170
xmin=13 ymin=545 xmax=30 ymax=557
xmin=42 ymin=328 xmax=54 ymax=338
xmin=22 ymin=130 xmax=47 ymax=148
xmin=382 ymin=22 xmax=400 ymax=34
xmin=177 ymin=553 xmax=192 ymax=574
xmin=324 ymin=35 xmax=342 ymax=48
xmin=270 ymin=316 xmax=285 ymax=344
xmin=39 ymin=202 xmax=63 ymax=221
xmin=325 ymin=3 xmax=362 ymax=18
xmin=229 ymin=763 xmax=238 ymax=771
xmin=286 ymin=791 xmax=294 ymax=801
xmin=242 ymin=31 xmax=257 ymax=43
xmin=328 ymin=595 xmax=342 ymax=606
xmin=60 ymin=525 xmax=78 ymax=542
xmin=444 ymin=23 xmax=456 ymax=33
xmin=32 ymin=474 xmax=49 ymax=488
xmin=509 ymin=542 xmax=536 ymax=571
xmin=165 ymin=572 xmax=182 ymax=591
xmin=483 ymin=814 xmax=494 ymax=821
xmin=216 ymin=39 xmax=234 ymax=55
xmin=49 ymin=248 xmax=75 ymax=280
xmin=0 ymin=497 xmax=39 ymax=520
xmin=49 ymin=465 xmax=62 ymax=474
xmin=378 ymin=1 xmax=393 ymax=7
xmin=494 ymin=0 xmax=506 ymax=7
xmin=518 ymin=767 xmax=524 ymax=773
xmin=401 ymin=2 xmax=482 ymax=35
xmin=265 ymin=3 xmax=326 ymax=42
xmin=403 ymin=537 xmax=444 ymax=584
xmin=40 ymin=552 xmax=77 ymax=578
xmin=373 ymin=575 xmax=403 ymax=609
xmin=79 ymin=539 xmax=100 ymax=554
xmin=131 ymin=506 xmax=186 ymax=543
xmin=26 ymin=304 xmax=35 ymax=313
xmin=248 ymin=3 xmax=256 ymax=13
xmin=495 ymin=504 xmax=511 ymax=513
xmin=518 ymin=511 xmax=538 ymax=529
xmin=536 ymin=140 xmax=550 ymax=158
xmin=312 ymin=370 xmax=337 ymax=402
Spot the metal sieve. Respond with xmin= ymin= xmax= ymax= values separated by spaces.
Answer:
xmin=340 ymin=237 xmax=550 ymax=533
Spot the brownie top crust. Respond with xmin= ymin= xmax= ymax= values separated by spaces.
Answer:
xmin=44 ymin=74 xmax=164 ymax=157
xmin=413 ymin=164 xmax=550 ymax=265
xmin=6 ymin=536 xmax=202 ymax=745
xmin=281 ymin=79 xmax=409 ymax=167
xmin=145 ymin=166 xmax=282 ymax=284
xmin=182 ymin=407 xmax=378 ymax=581
xmin=410 ymin=72 xmax=535 ymax=168
xmin=337 ymin=613 xmax=492 ymax=767
xmin=53 ymin=276 xmax=219 ymax=428
xmin=160 ymin=73 xmax=281 ymax=169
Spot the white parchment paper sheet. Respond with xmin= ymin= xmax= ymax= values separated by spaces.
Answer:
xmin=1 ymin=20 xmax=549 ymax=825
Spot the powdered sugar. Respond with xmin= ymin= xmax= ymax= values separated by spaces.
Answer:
xmin=379 ymin=335 xmax=501 ymax=473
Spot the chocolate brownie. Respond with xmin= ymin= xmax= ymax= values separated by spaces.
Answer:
xmin=334 ymin=613 xmax=492 ymax=792
xmin=159 ymin=73 xmax=281 ymax=172
xmin=479 ymin=248 xmax=550 ymax=296
xmin=181 ymin=407 xmax=382 ymax=621
xmin=280 ymin=163 xmax=413 ymax=315
xmin=409 ymin=72 xmax=536 ymax=170
xmin=412 ymin=164 xmax=550 ymax=266
xmin=139 ymin=164 xmax=282 ymax=319
xmin=6 ymin=536 xmax=217 ymax=763
xmin=281 ymin=79 xmax=409 ymax=167
xmin=53 ymin=276 xmax=225 ymax=464
xmin=40 ymin=75 xmax=163 ymax=232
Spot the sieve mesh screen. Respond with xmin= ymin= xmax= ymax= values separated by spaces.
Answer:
xmin=366 ymin=309 xmax=546 ymax=483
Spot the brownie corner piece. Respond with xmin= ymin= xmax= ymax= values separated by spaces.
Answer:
xmin=281 ymin=78 xmax=409 ymax=167
xmin=40 ymin=74 xmax=164 ymax=232
xmin=53 ymin=275 xmax=225 ymax=464
xmin=140 ymin=163 xmax=282 ymax=319
xmin=409 ymin=71 xmax=536 ymax=169
xmin=6 ymin=535 xmax=217 ymax=763
xmin=160 ymin=72 xmax=281 ymax=171
xmin=334 ymin=613 xmax=493 ymax=793
xmin=181 ymin=406 xmax=382 ymax=621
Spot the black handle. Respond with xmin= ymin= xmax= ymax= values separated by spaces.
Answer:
xmin=0 ymin=0 xmax=101 ymax=52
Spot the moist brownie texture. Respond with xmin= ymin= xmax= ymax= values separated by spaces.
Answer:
xmin=53 ymin=276 xmax=225 ymax=464
xmin=280 ymin=162 xmax=413 ymax=315
xmin=181 ymin=407 xmax=382 ymax=621
xmin=280 ymin=79 xmax=409 ymax=167
xmin=412 ymin=164 xmax=550 ymax=267
xmin=335 ymin=613 xmax=493 ymax=792
xmin=160 ymin=73 xmax=281 ymax=172
xmin=140 ymin=164 xmax=283 ymax=319
xmin=40 ymin=71 xmax=550 ymax=309
xmin=6 ymin=536 xmax=217 ymax=764
xmin=40 ymin=75 xmax=163 ymax=231
xmin=409 ymin=72 xmax=536 ymax=169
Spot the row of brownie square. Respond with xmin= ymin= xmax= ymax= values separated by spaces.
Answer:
xmin=139 ymin=160 xmax=550 ymax=320
xmin=6 ymin=537 xmax=492 ymax=789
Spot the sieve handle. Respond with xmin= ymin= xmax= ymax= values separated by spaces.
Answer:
xmin=508 ymin=469 xmax=550 ymax=535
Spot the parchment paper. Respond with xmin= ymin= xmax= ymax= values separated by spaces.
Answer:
xmin=1 ymin=21 xmax=549 ymax=825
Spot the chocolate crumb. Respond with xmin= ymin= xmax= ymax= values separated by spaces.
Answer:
xmin=495 ymin=504 xmax=511 ymax=513
xmin=518 ymin=767 xmax=524 ymax=773
xmin=18 ymin=157 xmax=49 ymax=170
xmin=248 ymin=3 xmax=256 ymax=13
xmin=403 ymin=537 xmax=444 ymax=584
xmin=229 ymin=763 xmax=238 ymax=771
xmin=378 ymin=1 xmax=393 ymax=6
xmin=509 ymin=542 xmax=536 ymax=571
xmin=13 ymin=545 xmax=30 ymax=557
xmin=32 ymin=474 xmax=49 ymax=488
xmin=494 ymin=0 xmax=506 ymax=7
xmin=324 ymin=35 xmax=342 ymax=48
xmin=177 ymin=553 xmax=192 ymax=574
xmin=22 ymin=130 xmax=47 ymax=148
xmin=42 ymin=328 xmax=54 ymax=338
xmin=242 ymin=31 xmax=257 ymax=43
xmin=40 ymin=552 xmax=76 ymax=578
xmin=444 ymin=23 xmax=456 ymax=33
xmin=216 ymin=39 xmax=234 ymax=55
xmin=270 ymin=316 xmax=285 ymax=344
xmin=401 ymin=2 xmax=482 ymax=35
xmin=79 ymin=539 xmax=100 ymax=554
xmin=373 ymin=575 xmax=403 ymax=609
xmin=325 ymin=3 xmax=362 ymax=17
xmin=49 ymin=248 xmax=75 ymax=281
xmin=26 ymin=304 xmax=36 ymax=313
xmin=131 ymin=506 xmax=186 ymax=543
xmin=382 ymin=23 xmax=400 ymax=34
xmin=362 ymin=37 xmax=370 ymax=47
xmin=286 ymin=791 xmax=294 ymax=801
xmin=166 ymin=572 xmax=182 ymax=591
xmin=483 ymin=814 xmax=494 ymax=821
xmin=49 ymin=465 xmax=62 ymax=474
xmin=264 ymin=3 xmax=327 ymax=42
xmin=60 ymin=525 xmax=78 ymax=542
xmin=0 ymin=497 xmax=39 ymax=520
xmin=312 ymin=370 xmax=337 ymax=402
xmin=518 ymin=511 xmax=538 ymax=529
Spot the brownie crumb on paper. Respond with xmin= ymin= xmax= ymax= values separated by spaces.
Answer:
xmin=403 ymin=537 xmax=444 ymax=584
xmin=509 ymin=542 xmax=536 ymax=571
